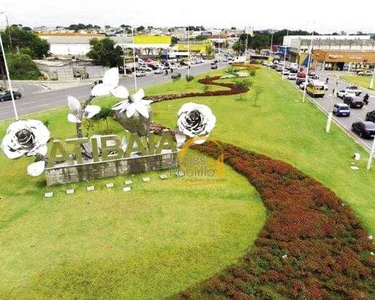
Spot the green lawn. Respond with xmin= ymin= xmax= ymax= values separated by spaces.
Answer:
xmin=341 ymin=74 xmax=374 ymax=91
xmin=0 ymin=77 xmax=265 ymax=299
xmin=152 ymin=68 xmax=375 ymax=236
xmin=1 ymin=66 xmax=375 ymax=299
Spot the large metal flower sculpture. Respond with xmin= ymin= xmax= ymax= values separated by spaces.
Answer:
xmin=175 ymin=103 xmax=216 ymax=147
xmin=91 ymin=67 xmax=129 ymax=99
xmin=67 ymin=96 xmax=101 ymax=123
xmin=112 ymin=88 xmax=153 ymax=136
xmin=1 ymin=120 xmax=50 ymax=176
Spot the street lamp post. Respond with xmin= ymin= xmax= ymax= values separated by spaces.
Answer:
xmin=131 ymin=27 xmax=138 ymax=91
xmin=187 ymin=27 xmax=190 ymax=77
xmin=302 ymin=33 xmax=314 ymax=103
xmin=326 ymin=76 xmax=338 ymax=133
xmin=0 ymin=34 xmax=18 ymax=120
xmin=0 ymin=12 xmax=12 ymax=52
xmin=367 ymin=135 xmax=375 ymax=170
xmin=370 ymin=63 xmax=375 ymax=89
xmin=268 ymin=33 xmax=274 ymax=69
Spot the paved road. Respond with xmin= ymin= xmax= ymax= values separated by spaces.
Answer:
xmin=0 ymin=61 xmax=228 ymax=121
xmin=279 ymin=69 xmax=375 ymax=152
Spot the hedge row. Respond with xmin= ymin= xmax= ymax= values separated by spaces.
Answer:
xmin=144 ymin=76 xmax=249 ymax=102
xmin=175 ymin=141 xmax=375 ymax=299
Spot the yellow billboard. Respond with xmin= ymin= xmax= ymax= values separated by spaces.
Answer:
xmin=134 ymin=36 xmax=171 ymax=44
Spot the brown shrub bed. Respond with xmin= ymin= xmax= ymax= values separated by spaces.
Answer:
xmin=175 ymin=141 xmax=375 ymax=299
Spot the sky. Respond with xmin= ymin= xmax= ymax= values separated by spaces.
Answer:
xmin=1 ymin=0 xmax=375 ymax=34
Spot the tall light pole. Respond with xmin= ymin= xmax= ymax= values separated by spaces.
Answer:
xmin=268 ymin=32 xmax=274 ymax=69
xmin=302 ymin=32 xmax=314 ymax=103
xmin=131 ymin=27 xmax=138 ymax=91
xmin=0 ymin=34 xmax=18 ymax=120
xmin=370 ymin=63 xmax=375 ymax=89
xmin=367 ymin=135 xmax=375 ymax=170
xmin=187 ymin=27 xmax=190 ymax=77
xmin=326 ymin=76 xmax=338 ymax=133
xmin=0 ymin=12 xmax=12 ymax=52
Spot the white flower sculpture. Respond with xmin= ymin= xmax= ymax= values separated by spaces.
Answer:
xmin=112 ymin=88 xmax=152 ymax=119
xmin=1 ymin=120 xmax=50 ymax=176
xmin=176 ymin=103 xmax=216 ymax=147
xmin=91 ymin=67 xmax=129 ymax=99
xmin=67 ymin=96 xmax=101 ymax=123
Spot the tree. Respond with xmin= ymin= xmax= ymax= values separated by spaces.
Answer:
xmin=91 ymin=107 xmax=114 ymax=133
xmin=136 ymin=26 xmax=145 ymax=32
xmin=6 ymin=53 xmax=43 ymax=80
xmin=231 ymin=27 xmax=237 ymax=30
xmin=234 ymin=79 xmax=252 ymax=101
xmin=87 ymin=38 xmax=123 ymax=67
xmin=186 ymin=75 xmax=194 ymax=84
xmin=206 ymin=44 xmax=214 ymax=57
xmin=195 ymin=35 xmax=207 ymax=41
xmin=252 ymin=85 xmax=263 ymax=106
xmin=232 ymin=41 xmax=245 ymax=54
xmin=0 ymin=27 xmax=50 ymax=58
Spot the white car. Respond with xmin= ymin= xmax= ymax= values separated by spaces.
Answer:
xmin=154 ymin=68 xmax=163 ymax=74
xmin=299 ymin=82 xmax=308 ymax=89
xmin=346 ymin=86 xmax=362 ymax=96
xmin=288 ymin=73 xmax=297 ymax=80
xmin=282 ymin=70 xmax=290 ymax=76
xmin=170 ymin=64 xmax=178 ymax=70
xmin=358 ymin=70 xmax=373 ymax=76
xmin=136 ymin=71 xmax=147 ymax=77
xmin=337 ymin=89 xmax=356 ymax=99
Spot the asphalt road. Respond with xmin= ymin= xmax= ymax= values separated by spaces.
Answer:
xmin=279 ymin=69 xmax=375 ymax=152
xmin=0 ymin=61 xmax=229 ymax=121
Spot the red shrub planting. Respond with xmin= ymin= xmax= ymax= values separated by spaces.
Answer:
xmin=173 ymin=141 xmax=375 ymax=299
xmin=144 ymin=76 xmax=249 ymax=102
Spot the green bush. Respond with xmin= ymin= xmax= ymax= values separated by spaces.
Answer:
xmin=6 ymin=53 xmax=43 ymax=80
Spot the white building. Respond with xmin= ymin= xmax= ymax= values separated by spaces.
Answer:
xmin=283 ymin=35 xmax=371 ymax=46
xmin=38 ymin=33 xmax=106 ymax=56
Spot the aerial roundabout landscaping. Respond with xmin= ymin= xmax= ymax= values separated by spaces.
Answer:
xmin=0 ymin=65 xmax=374 ymax=299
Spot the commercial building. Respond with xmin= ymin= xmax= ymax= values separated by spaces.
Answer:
xmin=38 ymin=33 xmax=106 ymax=56
xmin=116 ymin=35 xmax=172 ymax=56
xmin=312 ymin=49 xmax=375 ymax=71
xmin=286 ymin=35 xmax=375 ymax=70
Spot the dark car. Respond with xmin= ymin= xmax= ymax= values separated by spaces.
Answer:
xmin=343 ymin=96 xmax=364 ymax=108
xmin=366 ymin=110 xmax=375 ymax=122
xmin=171 ymin=73 xmax=181 ymax=79
xmin=333 ymin=103 xmax=350 ymax=117
xmin=0 ymin=91 xmax=22 ymax=102
xmin=211 ymin=63 xmax=218 ymax=69
xmin=91 ymin=80 xmax=103 ymax=89
xmin=352 ymin=121 xmax=375 ymax=139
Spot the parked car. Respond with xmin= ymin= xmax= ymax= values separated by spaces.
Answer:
xmin=333 ymin=103 xmax=350 ymax=117
xmin=0 ymin=91 xmax=22 ymax=102
xmin=346 ymin=86 xmax=362 ymax=96
xmin=365 ymin=110 xmax=375 ymax=122
xmin=343 ymin=95 xmax=364 ymax=108
xmin=136 ymin=71 xmax=147 ymax=77
xmin=352 ymin=121 xmax=375 ymax=139
xmin=171 ymin=73 xmax=181 ymax=79
xmin=287 ymin=73 xmax=297 ymax=80
xmin=211 ymin=63 xmax=218 ymax=69
xmin=154 ymin=68 xmax=163 ymax=74
xmin=358 ymin=70 xmax=373 ymax=76
xmin=91 ymin=80 xmax=103 ymax=89
xmin=170 ymin=64 xmax=178 ymax=70
xmin=138 ymin=65 xmax=152 ymax=72
xmin=282 ymin=69 xmax=290 ymax=76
